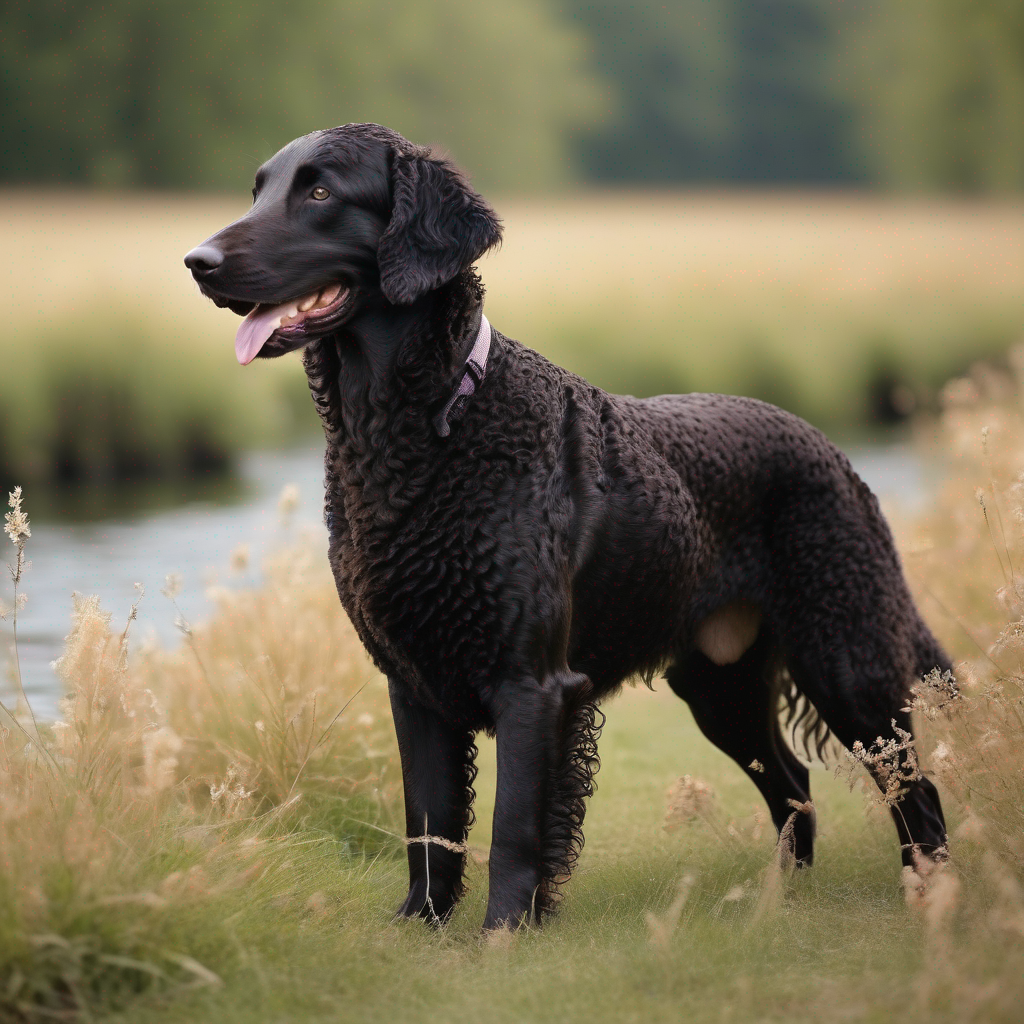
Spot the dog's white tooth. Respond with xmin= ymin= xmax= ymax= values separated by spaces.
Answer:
xmin=297 ymin=293 xmax=318 ymax=312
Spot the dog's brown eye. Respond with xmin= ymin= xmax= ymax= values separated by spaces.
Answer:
xmin=312 ymin=186 xmax=330 ymax=201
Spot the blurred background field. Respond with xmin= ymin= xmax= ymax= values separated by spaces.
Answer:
xmin=3 ymin=0 xmax=1024 ymax=497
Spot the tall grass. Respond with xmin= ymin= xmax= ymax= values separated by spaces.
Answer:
xmin=0 ymin=305 xmax=316 ymax=487
xmin=481 ymin=192 xmax=1024 ymax=427
xmin=0 ymin=192 xmax=314 ymax=488
xmin=0 ymin=498 xmax=398 ymax=1018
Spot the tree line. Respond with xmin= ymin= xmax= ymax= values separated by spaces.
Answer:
xmin=1 ymin=0 xmax=1022 ymax=191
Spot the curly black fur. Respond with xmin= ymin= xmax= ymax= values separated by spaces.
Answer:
xmin=537 ymin=702 xmax=605 ymax=918
xmin=452 ymin=729 xmax=479 ymax=904
xmin=186 ymin=123 xmax=952 ymax=929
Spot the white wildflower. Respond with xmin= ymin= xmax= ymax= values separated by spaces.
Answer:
xmin=4 ymin=487 xmax=30 ymax=546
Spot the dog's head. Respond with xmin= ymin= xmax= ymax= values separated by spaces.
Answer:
xmin=185 ymin=124 xmax=502 ymax=364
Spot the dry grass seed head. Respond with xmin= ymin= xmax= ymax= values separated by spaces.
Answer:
xmin=278 ymin=483 xmax=300 ymax=519
xmin=748 ymin=821 xmax=796 ymax=929
xmin=52 ymin=593 xmax=129 ymax=726
xmin=645 ymin=873 xmax=696 ymax=951
xmin=141 ymin=726 xmax=183 ymax=794
xmin=663 ymin=775 xmax=716 ymax=832
xmin=903 ymin=668 xmax=963 ymax=719
xmin=4 ymin=486 xmax=30 ymax=548
xmin=839 ymin=720 xmax=921 ymax=807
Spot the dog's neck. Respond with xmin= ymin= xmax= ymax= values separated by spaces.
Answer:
xmin=303 ymin=270 xmax=486 ymax=527
xmin=337 ymin=271 xmax=483 ymax=393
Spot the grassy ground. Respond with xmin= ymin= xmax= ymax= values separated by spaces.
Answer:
xmin=3 ymin=189 xmax=1024 ymax=487
xmin=4 ymin=351 xmax=1024 ymax=1021
xmin=150 ymin=694 xmax=998 ymax=1024
xmin=102 ymin=690 xmax=944 ymax=1024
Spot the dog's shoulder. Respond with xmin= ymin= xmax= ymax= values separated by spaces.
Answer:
xmin=459 ymin=330 xmax=605 ymax=450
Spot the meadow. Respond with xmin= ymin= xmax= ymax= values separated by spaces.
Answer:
xmin=2 ymin=347 xmax=1024 ymax=1021
xmin=3 ymin=189 xmax=1024 ymax=489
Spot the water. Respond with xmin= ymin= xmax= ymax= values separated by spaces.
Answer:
xmin=7 ymin=446 xmax=329 ymax=719
xmin=3 ymin=441 xmax=928 ymax=720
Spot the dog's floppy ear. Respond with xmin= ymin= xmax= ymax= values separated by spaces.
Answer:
xmin=377 ymin=152 xmax=502 ymax=305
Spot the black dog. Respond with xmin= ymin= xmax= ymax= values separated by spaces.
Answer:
xmin=185 ymin=124 xmax=949 ymax=930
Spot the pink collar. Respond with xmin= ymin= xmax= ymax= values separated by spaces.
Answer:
xmin=433 ymin=313 xmax=491 ymax=437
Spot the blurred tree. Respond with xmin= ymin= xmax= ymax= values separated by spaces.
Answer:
xmin=0 ymin=0 xmax=606 ymax=190
xmin=849 ymin=0 xmax=1024 ymax=191
xmin=564 ymin=0 xmax=858 ymax=183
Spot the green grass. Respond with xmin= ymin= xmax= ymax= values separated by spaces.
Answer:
xmin=98 ymin=688 xmax=944 ymax=1024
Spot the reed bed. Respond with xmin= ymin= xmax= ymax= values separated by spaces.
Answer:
xmin=0 ymin=498 xmax=399 ymax=1019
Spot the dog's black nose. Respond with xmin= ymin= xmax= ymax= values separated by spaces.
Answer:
xmin=184 ymin=245 xmax=224 ymax=274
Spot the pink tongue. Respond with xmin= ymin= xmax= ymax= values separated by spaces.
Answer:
xmin=235 ymin=303 xmax=291 ymax=365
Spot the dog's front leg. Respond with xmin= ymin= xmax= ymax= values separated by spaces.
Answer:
xmin=484 ymin=671 xmax=599 ymax=931
xmin=389 ymin=679 xmax=477 ymax=924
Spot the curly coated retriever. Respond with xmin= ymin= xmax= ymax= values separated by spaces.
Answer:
xmin=185 ymin=124 xmax=949 ymax=930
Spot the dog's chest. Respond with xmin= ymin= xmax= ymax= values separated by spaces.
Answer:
xmin=325 ymin=468 xmax=516 ymax=721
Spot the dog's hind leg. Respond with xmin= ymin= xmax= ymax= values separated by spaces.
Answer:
xmin=785 ymin=642 xmax=948 ymax=867
xmin=389 ymin=679 xmax=478 ymax=923
xmin=665 ymin=632 xmax=816 ymax=864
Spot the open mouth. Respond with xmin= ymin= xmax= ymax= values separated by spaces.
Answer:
xmin=234 ymin=284 xmax=350 ymax=365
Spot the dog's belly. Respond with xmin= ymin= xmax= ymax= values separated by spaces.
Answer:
xmin=567 ymin=528 xmax=698 ymax=692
